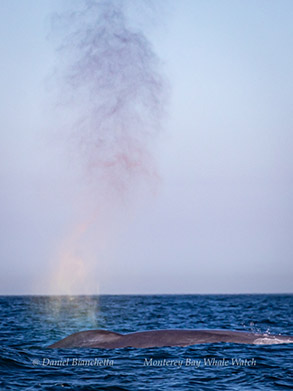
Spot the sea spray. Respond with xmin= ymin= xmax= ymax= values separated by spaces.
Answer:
xmin=48 ymin=0 xmax=167 ymax=296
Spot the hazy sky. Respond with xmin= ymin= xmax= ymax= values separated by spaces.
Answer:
xmin=1 ymin=0 xmax=292 ymax=294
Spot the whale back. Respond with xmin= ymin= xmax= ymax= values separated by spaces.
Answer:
xmin=48 ymin=329 xmax=123 ymax=348
xmin=119 ymin=329 xmax=260 ymax=347
xmin=48 ymin=329 xmax=293 ymax=348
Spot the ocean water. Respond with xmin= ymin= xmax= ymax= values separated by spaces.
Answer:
xmin=0 ymin=294 xmax=292 ymax=390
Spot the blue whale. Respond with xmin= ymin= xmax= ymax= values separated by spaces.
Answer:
xmin=48 ymin=329 xmax=293 ymax=348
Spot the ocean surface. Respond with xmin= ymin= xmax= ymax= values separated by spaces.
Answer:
xmin=0 ymin=294 xmax=292 ymax=390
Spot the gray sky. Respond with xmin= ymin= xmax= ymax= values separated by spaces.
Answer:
xmin=0 ymin=0 xmax=292 ymax=294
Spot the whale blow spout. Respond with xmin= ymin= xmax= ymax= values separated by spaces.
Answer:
xmin=48 ymin=329 xmax=293 ymax=349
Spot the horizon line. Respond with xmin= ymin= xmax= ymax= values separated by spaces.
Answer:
xmin=0 ymin=292 xmax=292 ymax=297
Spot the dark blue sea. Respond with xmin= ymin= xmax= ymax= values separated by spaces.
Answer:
xmin=0 ymin=294 xmax=292 ymax=390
